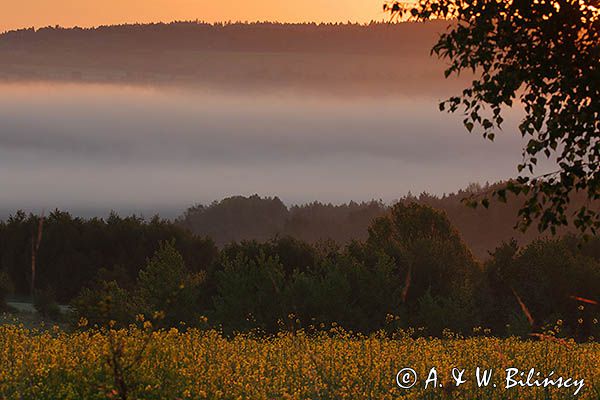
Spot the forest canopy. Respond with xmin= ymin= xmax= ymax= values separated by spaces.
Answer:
xmin=1 ymin=202 xmax=597 ymax=340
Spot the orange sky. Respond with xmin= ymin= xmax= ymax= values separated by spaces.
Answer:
xmin=2 ymin=0 xmax=388 ymax=32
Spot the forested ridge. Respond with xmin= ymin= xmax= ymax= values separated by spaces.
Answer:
xmin=0 ymin=21 xmax=445 ymax=54
xmin=0 ymin=21 xmax=465 ymax=92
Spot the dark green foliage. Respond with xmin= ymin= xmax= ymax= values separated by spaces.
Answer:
xmin=0 ymin=210 xmax=217 ymax=302
xmin=412 ymin=291 xmax=478 ymax=336
xmin=1 ymin=205 xmax=598 ymax=338
xmin=287 ymin=254 xmax=402 ymax=333
xmin=71 ymin=280 xmax=134 ymax=327
xmin=505 ymin=311 xmax=533 ymax=338
xmin=208 ymin=205 xmax=481 ymax=335
xmin=483 ymin=235 xmax=600 ymax=339
xmin=213 ymin=253 xmax=286 ymax=333
xmin=287 ymin=260 xmax=353 ymax=330
xmin=365 ymin=203 xmax=479 ymax=303
xmin=70 ymin=229 xmax=595 ymax=338
xmin=220 ymin=236 xmax=318 ymax=277
xmin=136 ymin=241 xmax=205 ymax=327
xmin=387 ymin=0 xmax=600 ymax=234
xmin=71 ymin=243 xmax=206 ymax=328
xmin=33 ymin=287 xmax=61 ymax=320
xmin=212 ymin=250 xmax=403 ymax=335
xmin=0 ymin=270 xmax=13 ymax=311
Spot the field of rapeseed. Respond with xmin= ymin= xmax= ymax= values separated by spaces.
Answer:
xmin=0 ymin=324 xmax=597 ymax=400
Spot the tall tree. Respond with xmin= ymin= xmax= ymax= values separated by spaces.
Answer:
xmin=366 ymin=203 xmax=478 ymax=302
xmin=386 ymin=0 xmax=600 ymax=234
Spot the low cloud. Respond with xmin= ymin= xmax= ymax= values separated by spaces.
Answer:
xmin=0 ymin=82 xmax=527 ymax=216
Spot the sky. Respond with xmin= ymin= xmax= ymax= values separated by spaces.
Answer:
xmin=2 ymin=0 xmax=387 ymax=32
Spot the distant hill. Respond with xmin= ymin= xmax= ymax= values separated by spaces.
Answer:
xmin=177 ymin=183 xmax=586 ymax=259
xmin=0 ymin=21 xmax=466 ymax=93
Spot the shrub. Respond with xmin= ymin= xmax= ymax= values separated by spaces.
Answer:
xmin=285 ymin=254 xmax=402 ymax=332
xmin=484 ymin=237 xmax=600 ymax=338
xmin=213 ymin=253 xmax=285 ymax=333
xmin=34 ymin=287 xmax=61 ymax=320
xmin=136 ymin=241 xmax=205 ymax=327
xmin=411 ymin=290 xmax=479 ymax=336
xmin=71 ymin=280 xmax=134 ymax=327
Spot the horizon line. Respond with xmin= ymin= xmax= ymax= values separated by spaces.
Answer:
xmin=1 ymin=18 xmax=450 ymax=35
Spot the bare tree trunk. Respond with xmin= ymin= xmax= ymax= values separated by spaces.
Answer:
xmin=30 ymin=235 xmax=35 ymax=298
xmin=31 ymin=210 xmax=45 ymax=299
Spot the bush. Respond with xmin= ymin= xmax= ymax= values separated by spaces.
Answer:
xmin=71 ymin=280 xmax=134 ymax=327
xmin=34 ymin=287 xmax=61 ymax=320
xmin=411 ymin=291 xmax=479 ymax=336
xmin=136 ymin=241 xmax=205 ymax=327
xmin=285 ymin=254 xmax=402 ymax=332
xmin=213 ymin=253 xmax=285 ymax=333
xmin=484 ymin=237 xmax=600 ymax=338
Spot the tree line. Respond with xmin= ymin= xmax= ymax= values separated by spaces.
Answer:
xmin=179 ymin=186 xmax=585 ymax=259
xmin=0 ymin=21 xmax=443 ymax=55
xmin=0 ymin=210 xmax=216 ymax=302
xmin=0 ymin=202 xmax=597 ymax=340
xmin=0 ymin=21 xmax=456 ymax=93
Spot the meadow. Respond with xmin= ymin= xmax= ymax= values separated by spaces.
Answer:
xmin=0 ymin=323 xmax=597 ymax=400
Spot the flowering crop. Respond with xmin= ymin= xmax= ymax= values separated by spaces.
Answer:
xmin=0 ymin=324 xmax=597 ymax=399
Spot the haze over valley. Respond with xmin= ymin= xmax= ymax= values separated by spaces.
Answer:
xmin=0 ymin=22 xmax=529 ymax=218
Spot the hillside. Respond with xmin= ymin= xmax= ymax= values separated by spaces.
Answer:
xmin=0 ymin=21 xmax=466 ymax=93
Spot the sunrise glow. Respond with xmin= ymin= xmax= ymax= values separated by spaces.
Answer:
xmin=2 ymin=0 xmax=386 ymax=32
